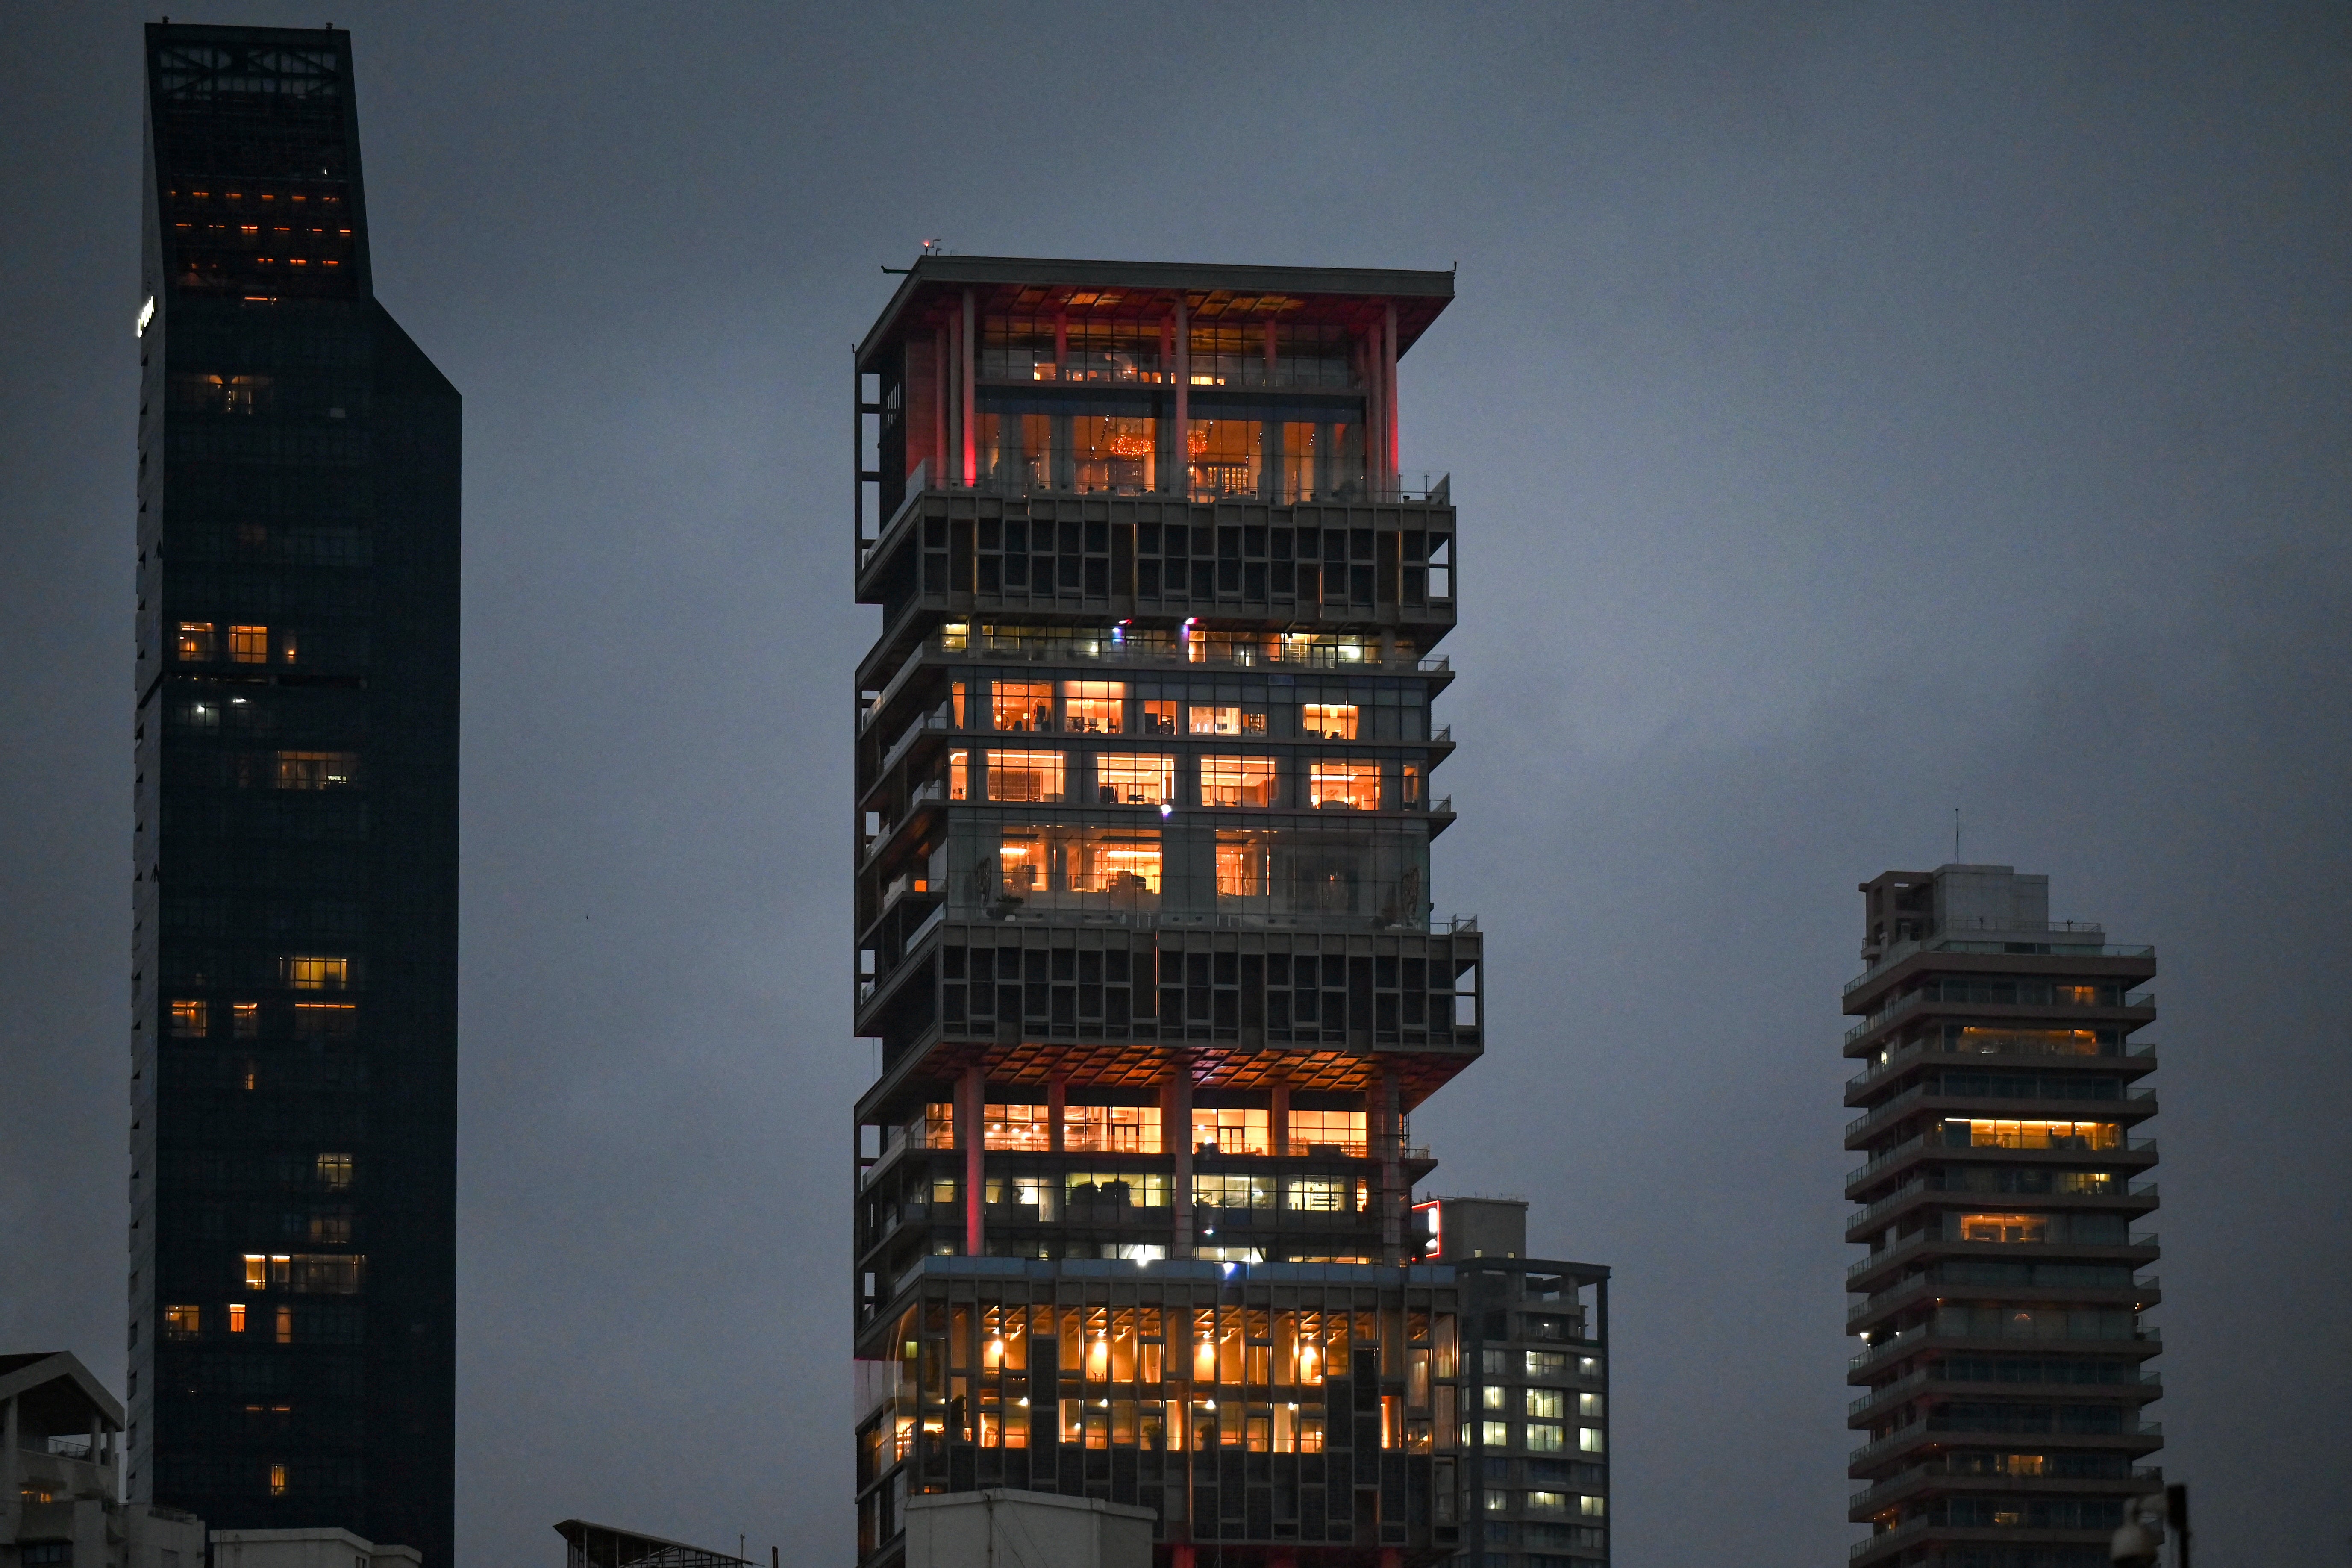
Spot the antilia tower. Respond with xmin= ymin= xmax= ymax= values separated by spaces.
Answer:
xmin=132 ymin=24 xmax=459 ymax=1564
xmin=1842 ymin=867 xmax=2163 ymax=1568
xmin=845 ymin=257 xmax=1605 ymax=1568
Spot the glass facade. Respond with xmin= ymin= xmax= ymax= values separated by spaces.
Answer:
xmin=132 ymin=25 xmax=458 ymax=1568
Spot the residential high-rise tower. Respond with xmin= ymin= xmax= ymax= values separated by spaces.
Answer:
xmin=848 ymin=257 xmax=1609 ymax=1568
xmin=131 ymin=25 xmax=459 ymax=1564
xmin=1843 ymin=866 xmax=2161 ymax=1568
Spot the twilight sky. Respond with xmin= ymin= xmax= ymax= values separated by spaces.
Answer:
xmin=3 ymin=5 xmax=2348 ymax=1567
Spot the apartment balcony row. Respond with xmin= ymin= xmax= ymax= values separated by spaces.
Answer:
xmin=1850 ymin=1416 xmax=2164 ymax=1474
xmin=1846 ymin=1269 xmax=2161 ymax=1334
xmin=1844 ymin=1083 xmax=2157 ymax=1148
xmin=1844 ymin=986 xmax=2155 ymax=1051
xmin=1846 ymin=1037 xmax=2158 ymax=1100
xmin=859 ymin=625 xmax=1453 ymax=739
xmin=1846 ymin=1362 xmax=2163 ymax=1424
xmin=1846 ymin=1230 xmax=2159 ymax=1291
xmin=856 ymin=487 xmax=1460 ymax=671
xmin=1844 ymin=924 xmax=2147 ymax=994
xmin=1849 ymin=1518 xmax=2142 ymax=1568
xmin=1849 ymin=1460 xmax=2162 ymax=1522
xmin=1849 ymin=1322 xmax=2159 ymax=1383
xmin=1846 ymin=1178 xmax=2158 ymax=1244
xmin=1845 ymin=1131 xmax=2158 ymax=1199
xmin=1843 ymin=934 xmax=2158 ymax=1016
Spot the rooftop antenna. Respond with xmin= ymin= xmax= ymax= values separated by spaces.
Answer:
xmin=1953 ymin=807 xmax=1961 ymax=863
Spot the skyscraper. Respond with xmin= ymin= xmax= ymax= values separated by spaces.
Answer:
xmin=846 ymin=256 xmax=1604 ymax=1568
xmin=1843 ymin=866 xmax=2161 ymax=1568
xmin=131 ymin=26 xmax=459 ymax=1564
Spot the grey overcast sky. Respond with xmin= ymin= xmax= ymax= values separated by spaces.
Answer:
xmin=3 ymin=4 xmax=2348 ymax=1566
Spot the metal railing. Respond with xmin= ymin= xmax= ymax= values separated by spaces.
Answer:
xmin=1847 ymin=1036 xmax=2158 ymax=1092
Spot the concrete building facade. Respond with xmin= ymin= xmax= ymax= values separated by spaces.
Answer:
xmin=1842 ymin=866 xmax=2163 ymax=1568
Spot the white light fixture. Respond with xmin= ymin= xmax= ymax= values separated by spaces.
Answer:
xmin=136 ymin=296 xmax=156 ymax=337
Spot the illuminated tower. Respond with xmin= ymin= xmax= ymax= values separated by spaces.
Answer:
xmin=847 ymin=257 xmax=1532 ymax=1568
xmin=1843 ymin=867 xmax=2162 ymax=1568
xmin=131 ymin=25 xmax=459 ymax=1564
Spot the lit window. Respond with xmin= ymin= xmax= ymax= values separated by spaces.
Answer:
xmin=165 ymin=1305 xmax=201 ymax=1339
xmin=1579 ymin=1356 xmax=1601 ymax=1378
xmin=276 ymin=1305 xmax=294 ymax=1342
xmin=1288 ymin=1109 xmax=1367 ymax=1156
xmin=1401 ymin=762 xmax=1423 ymax=806
xmin=273 ymin=751 xmax=358 ymax=789
xmin=1961 ymin=1212 xmax=2049 ymax=1243
xmin=268 ymin=1462 xmax=287 ymax=1496
xmin=1480 ymin=1420 xmax=1510 ymax=1447
xmin=1193 ymin=1173 xmax=1275 ymax=1209
xmin=1189 ymin=704 xmax=1265 ymax=736
xmin=1579 ymin=1392 xmax=1604 ymax=1418
xmin=1579 ymin=1426 xmax=1605 ymax=1453
xmin=1309 ymin=760 xmax=1381 ymax=810
xmin=1300 ymin=703 xmax=1358 ymax=740
xmin=243 ymin=1255 xmax=270 ymax=1291
xmin=1946 ymin=1118 xmax=2122 ymax=1151
xmin=1214 ymin=831 xmax=1269 ymax=898
xmin=992 ymin=680 xmax=1054 ymax=733
xmin=1140 ymin=699 xmax=1179 ymax=735
xmin=1191 ymin=1106 xmax=1270 ymax=1155
xmin=175 ymin=622 xmax=217 ymax=662
xmin=316 ymin=1153 xmax=353 ymax=1191
xmin=947 ymin=748 xmax=969 ymax=800
xmin=1581 ymin=1495 xmax=1606 ymax=1518
xmin=1282 ymin=1178 xmax=1350 ymax=1212
xmin=1062 ymin=681 xmax=1125 ymax=734
xmin=1526 ymin=1490 xmax=1567 ymax=1513
xmin=1481 ymin=1386 xmax=1508 ymax=1412
xmin=228 ymin=625 xmax=269 ymax=664
xmin=1199 ymin=755 xmax=1276 ymax=807
xmin=1525 ymin=1351 xmax=1566 ymax=1379
xmin=170 ymin=999 xmax=209 ymax=1038
xmin=232 ymin=1002 xmax=260 ymax=1039
xmin=281 ymin=956 xmax=350 ymax=991
xmin=1526 ymin=1421 xmax=1565 ymax=1452
xmin=997 ymin=827 xmax=1158 ymax=901
xmin=228 ymin=1302 xmax=247 ymax=1333
xmin=983 ymin=1103 xmax=1052 ymax=1151
xmin=985 ymin=749 xmax=1064 ymax=803
xmin=1065 ymin=1104 xmax=1161 ymax=1154
xmin=1526 ymin=1388 xmax=1564 ymax=1418
xmin=930 ymin=1177 xmax=958 ymax=1204
xmin=1064 ymin=1171 xmax=1170 ymax=1207
xmin=1485 ymin=1489 xmax=1511 ymax=1513
xmin=922 ymin=1103 xmax=955 ymax=1149
xmin=1095 ymin=753 xmax=1174 ymax=805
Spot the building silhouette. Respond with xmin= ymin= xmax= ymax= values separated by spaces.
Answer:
xmin=131 ymin=24 xmax=458 ymax=1564
xmin=1843 ymin=866 xmax=2161 ymax=1568
xmin=846 ymin=256 xmax=1607 ymax=1568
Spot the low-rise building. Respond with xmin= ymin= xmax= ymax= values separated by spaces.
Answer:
xmin=2 ymin=1352 xmax=204 ymax=1568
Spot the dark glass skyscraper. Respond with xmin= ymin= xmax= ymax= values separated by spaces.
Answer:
xmin=130 ymin=26 xmax=459 ymax=1565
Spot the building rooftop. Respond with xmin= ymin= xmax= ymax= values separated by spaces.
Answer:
xmin=855 ymin=253 xmax=1455 ymax=369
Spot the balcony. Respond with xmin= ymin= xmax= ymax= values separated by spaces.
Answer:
xmin=1843 ymin=927 xmax=2146 ymax=994
xmin=1846 ymin=1177 xmax=2159 ymax=1242
xmin=1851 ymin=1419 xmax=2161 ymax=1470
xmin=1845 ymin=1083 xmax=2155 ymax=1146
xmin=1847 ymin=1037 xmax=2157 ymax=1096
xmin=1846 ymin=988 xmax=2156 ymax=1047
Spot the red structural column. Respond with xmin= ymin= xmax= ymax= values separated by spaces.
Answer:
xmin=960 ymin=288 xmax=978 ymax=486
xmin=961 ymin=1063 xmax=985 ymax=1256
xmin=1383 ymin=300 xmax=1400 ymax=487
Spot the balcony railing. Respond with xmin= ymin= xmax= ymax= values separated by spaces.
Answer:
xmin=1846 ymin=988 xmax=2156 ymax=1046
xmin=1843 ymin=925 xmax=2144 ymax=994
xmin=1848 ymin=1037 xmax=2158 ymax=1093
